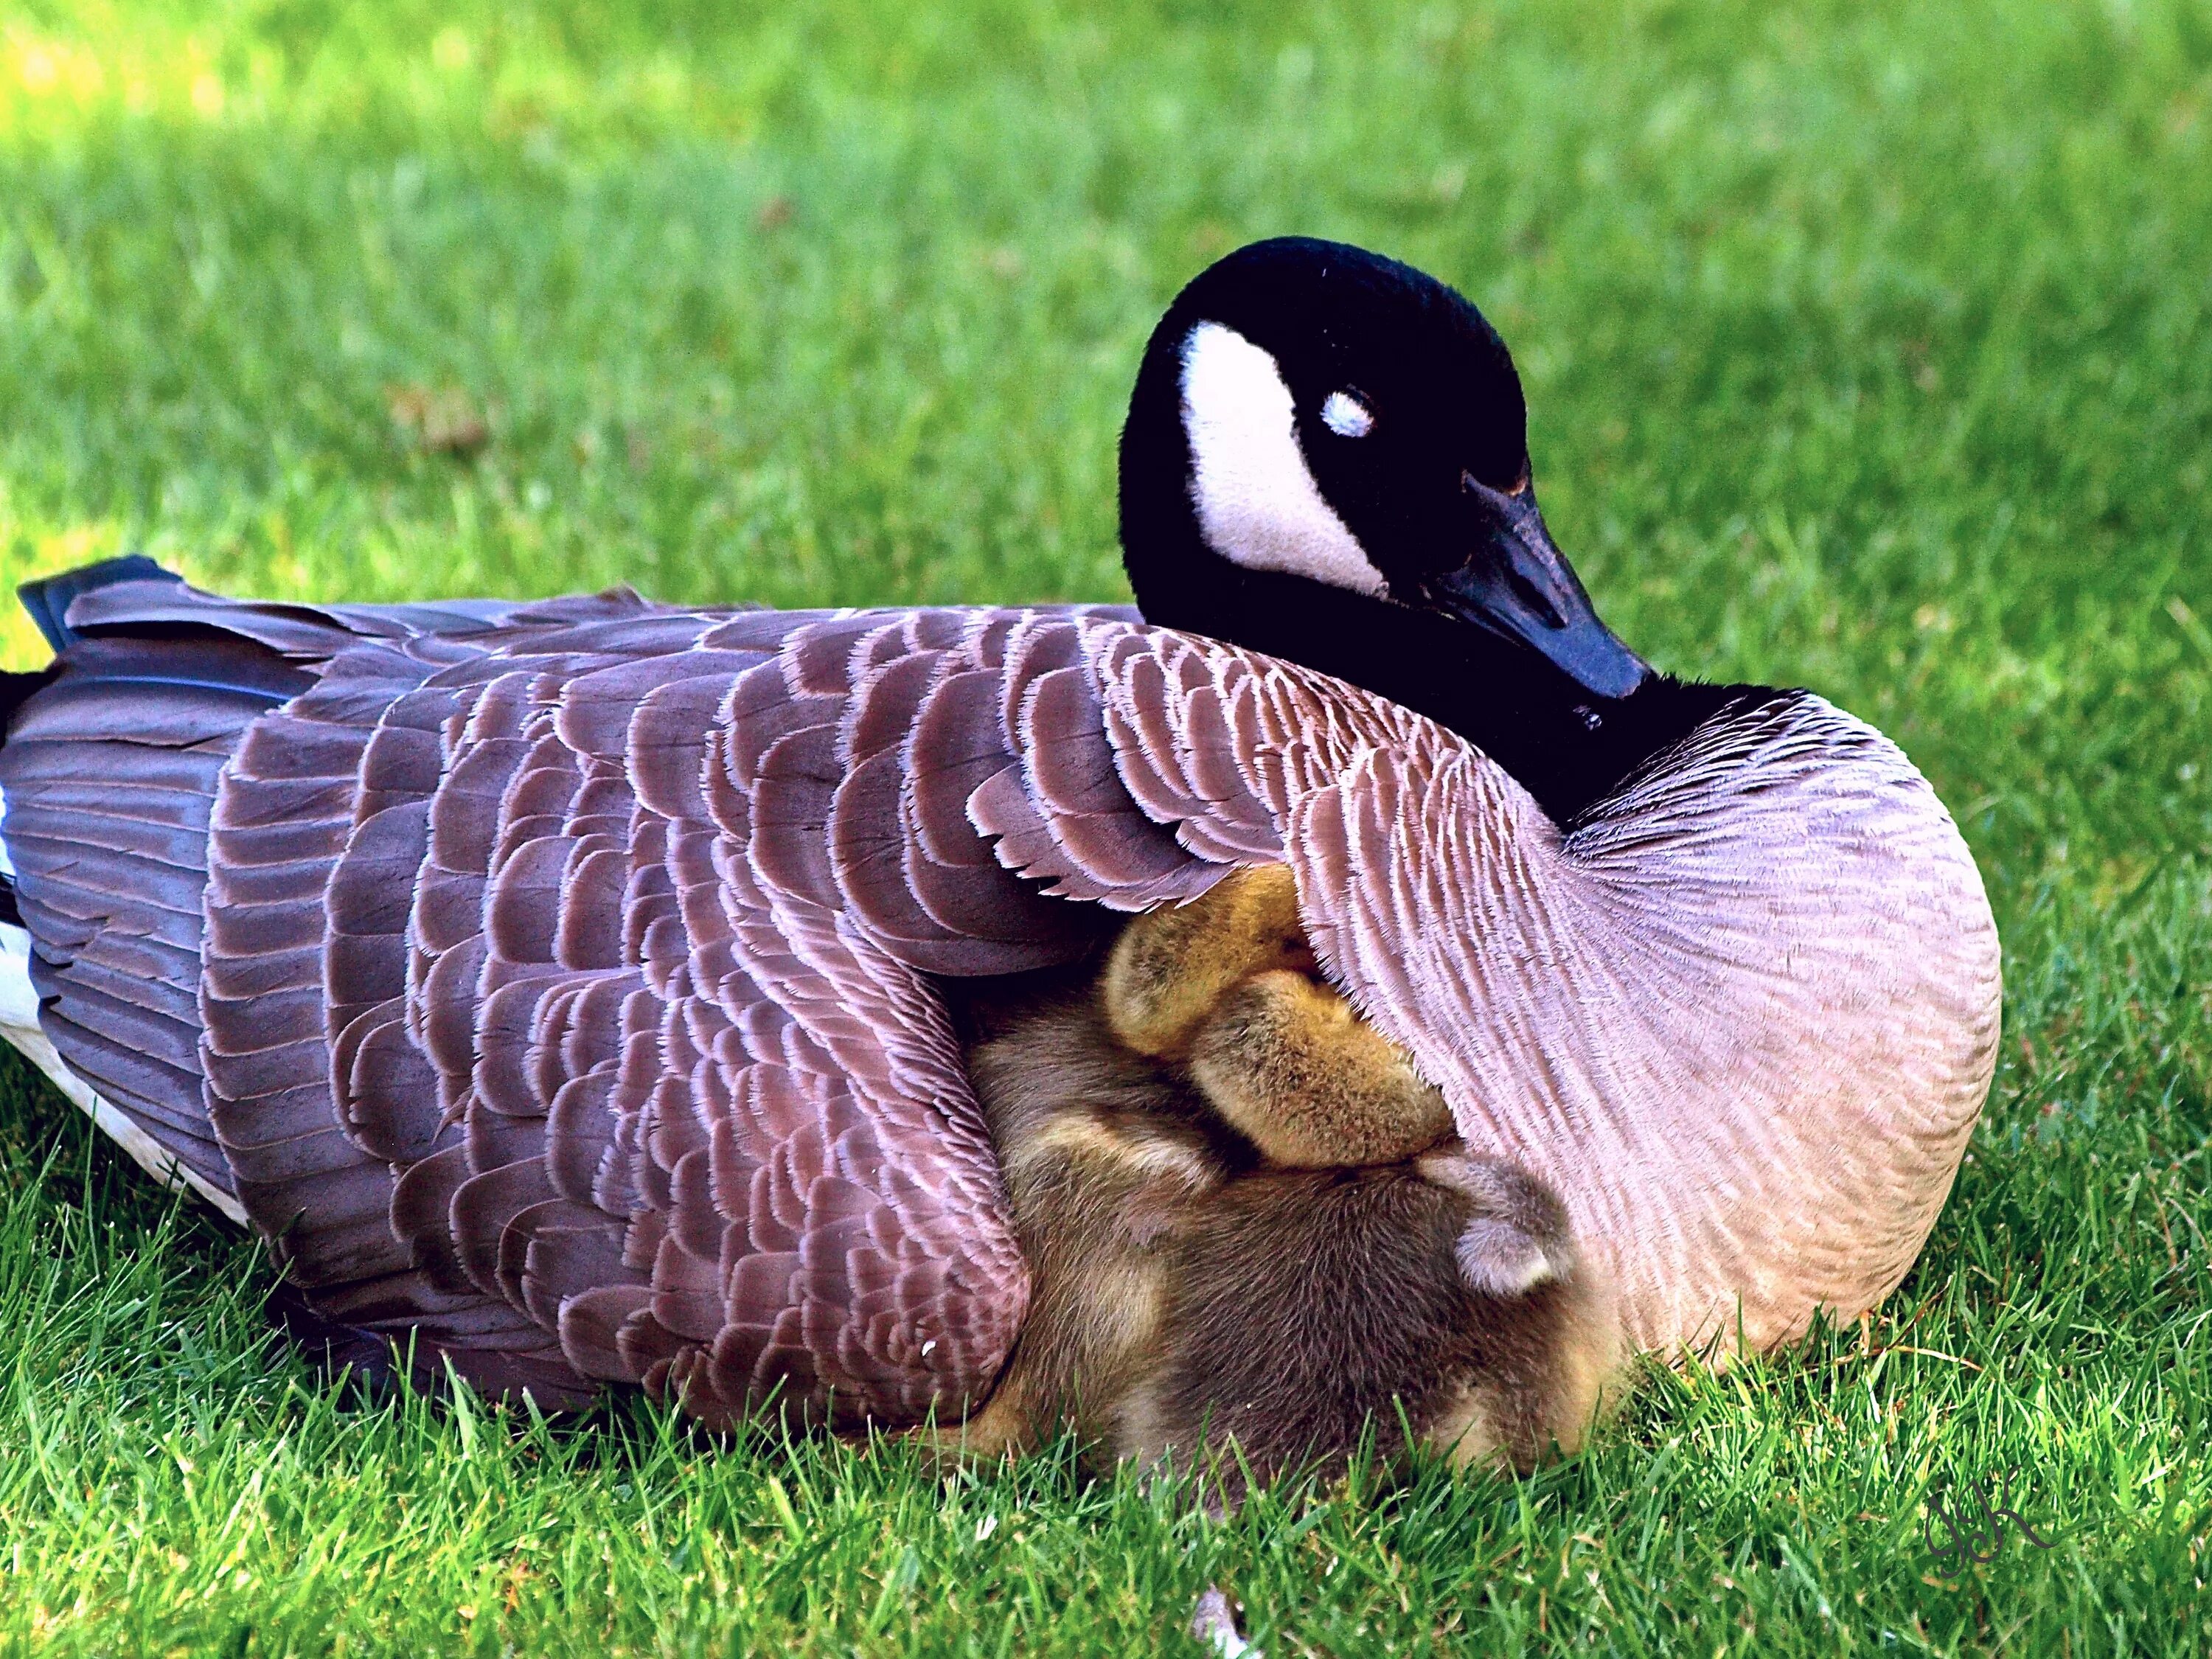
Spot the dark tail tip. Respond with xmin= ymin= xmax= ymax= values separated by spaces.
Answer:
xmin=263 ymin=1282 xmax=411 ymax=1403
xmin=18 ymin=554 xmax=178 ymax=655
xmin=0 ymin=668 xmax=52 ymax=740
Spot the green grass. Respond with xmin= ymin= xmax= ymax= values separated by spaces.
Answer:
xmin=1 ymin=0 xmax=2208 ymax=1650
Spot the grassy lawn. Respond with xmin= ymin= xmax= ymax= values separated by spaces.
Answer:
xmin=1 ymin=0 xmax=2208 ymax=1650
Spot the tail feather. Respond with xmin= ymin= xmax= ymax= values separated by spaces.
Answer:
xmin=0 ymin=907 xmax=246 ymax=1220
xmin=18 ymin=554 xmax=175 ymax=653
xmin=0 ymin=557 xmax=543 ymax=1223
xmin=0 ymin=669 xmax=254 ymax=1213
xmin=0 ymin=558 xmax=296 ymax=1222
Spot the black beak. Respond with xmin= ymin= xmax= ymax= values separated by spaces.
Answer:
xmin=1419 ymin=479 xmax=1652 ymax=700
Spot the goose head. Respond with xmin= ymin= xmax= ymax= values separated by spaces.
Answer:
xmin=1120 ymin=237 xmax=1741 ymax=825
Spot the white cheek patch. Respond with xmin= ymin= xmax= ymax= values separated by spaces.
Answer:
xmin=1178 ymin=322 xmax=1385 ymax=597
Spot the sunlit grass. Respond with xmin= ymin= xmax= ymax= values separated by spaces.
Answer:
xmin=0 ymin=0 xmax=2208 ymax=1651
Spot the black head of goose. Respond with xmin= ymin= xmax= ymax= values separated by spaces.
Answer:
xmin=1121 ymin=234 xmax=1758 ymax=829
xmin=0 ymin=240 xmax=2001 ymax=1430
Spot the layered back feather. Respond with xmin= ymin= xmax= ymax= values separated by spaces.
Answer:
xmin=0 ymin=566 xmax=2000 ymax=1422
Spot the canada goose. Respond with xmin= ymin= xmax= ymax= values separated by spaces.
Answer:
xmin=0 ymin=238 xmax=2000 ymax=1429
xmin=936 ymin=903 xmax=1614 ymax=1483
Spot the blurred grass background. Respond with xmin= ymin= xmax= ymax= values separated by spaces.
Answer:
xmin=0 ymin=0 xmax=2208 ymax=1652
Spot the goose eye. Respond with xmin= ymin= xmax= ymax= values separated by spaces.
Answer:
xmin=1320 ymin=391 xmax=1374 ymax=438
xmin=1464 ymin=467 xmax=1534 ymax=496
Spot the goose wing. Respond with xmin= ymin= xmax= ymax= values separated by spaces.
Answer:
xmin=2 ymin=569 xmax=1387 ymax=1424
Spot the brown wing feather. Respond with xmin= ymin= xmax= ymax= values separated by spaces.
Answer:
xmin=183 ymin=602 xmax=1170 ymax=1423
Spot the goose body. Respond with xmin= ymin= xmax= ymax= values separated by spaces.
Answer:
xmin=0 ymin=238 xmax=2001 ymax=1428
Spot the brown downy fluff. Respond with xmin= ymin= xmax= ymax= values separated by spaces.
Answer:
xmin=1103 ymin=866 xmax=1454 ymax=1169
xmin=937 ymin=956 xmax=1617 ymax=1484
xmin=1126 ymin=1151 xmax=1617 ymax=1487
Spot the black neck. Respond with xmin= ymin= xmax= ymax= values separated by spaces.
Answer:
xmin=1125 ymin=521 xmax=1760 ymax=828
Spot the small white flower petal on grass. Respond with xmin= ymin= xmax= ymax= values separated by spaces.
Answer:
xmin=1190 ymin=1585 xmax=1257 ymax=1658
